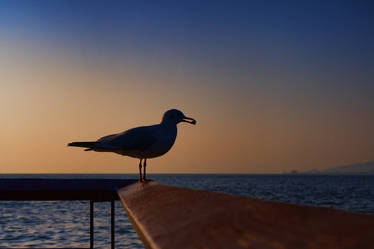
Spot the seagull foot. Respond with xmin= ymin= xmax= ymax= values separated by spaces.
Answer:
xmin=141 ymin=178 xmax=153 ymax=183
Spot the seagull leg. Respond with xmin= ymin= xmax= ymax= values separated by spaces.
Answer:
xmin=143 ymin=159 xmax=147 ymax=181
xmin=138 ymin=159 xmax=143 ymax=182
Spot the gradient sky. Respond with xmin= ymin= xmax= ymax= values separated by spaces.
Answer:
xmin=1 ymin=0 xmax=373 ymax=173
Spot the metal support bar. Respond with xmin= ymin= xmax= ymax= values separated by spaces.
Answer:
xmin=90 ymin=200 xmax=94 ymax=249
xmin=89 ymin=200 xmax=115 ymax=249
xmin=111 ymin=200 xmax=115 ymax=249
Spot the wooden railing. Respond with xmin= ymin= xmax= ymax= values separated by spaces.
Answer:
xmin=118 ymin=181 xmax=374 ymax=249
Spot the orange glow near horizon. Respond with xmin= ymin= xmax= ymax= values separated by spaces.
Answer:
xmin=1 ymin=41 xmax=373 ymax=174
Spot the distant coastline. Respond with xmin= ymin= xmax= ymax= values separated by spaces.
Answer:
xmin=285 ymin=160 xmax=374 ymax=175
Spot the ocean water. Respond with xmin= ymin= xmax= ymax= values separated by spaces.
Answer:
xmin=1 ymin=174 xmax=374 ymax=248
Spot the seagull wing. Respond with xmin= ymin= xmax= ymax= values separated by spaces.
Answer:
xmin=97 ymin=125 xmax=158 ymax=151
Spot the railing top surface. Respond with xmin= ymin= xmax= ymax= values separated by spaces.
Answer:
xmin=118 ymin=181 xmax=374 ymax=249
xmin=0 ymin=178 xmax=137 ymax=201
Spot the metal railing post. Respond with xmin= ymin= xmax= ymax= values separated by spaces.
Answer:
xmin=111 ymin=200 xmax=115 ymax=249
xmin=90 ymin=200 xmax=94 ymax=249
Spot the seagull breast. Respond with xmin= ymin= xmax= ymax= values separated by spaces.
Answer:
xmin=147 ymin=124 xmax=177 ymax=158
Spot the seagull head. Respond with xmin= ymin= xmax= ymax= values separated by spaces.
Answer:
xmin=162 ymin=109 xmax=197 ymax=125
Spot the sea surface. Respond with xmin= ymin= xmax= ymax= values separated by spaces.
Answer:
xmin=1 ymin=174 xmax=374 ymax=248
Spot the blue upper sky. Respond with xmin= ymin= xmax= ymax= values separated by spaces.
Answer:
xmin=2 ymin=1 xmax=373 ymax=91
xmin=2 ymin=1 xmax=373 ymax=62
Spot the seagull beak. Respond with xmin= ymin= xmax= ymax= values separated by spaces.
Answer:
xmin=182 ymin=116 xmax=197 ymax=125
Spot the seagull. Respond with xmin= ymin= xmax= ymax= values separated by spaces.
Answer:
xmin=68 ymin=109 xmax=196 ymax=181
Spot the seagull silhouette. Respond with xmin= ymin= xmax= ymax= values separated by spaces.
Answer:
xmin=68 ymin=109 xmax=196 ymax=181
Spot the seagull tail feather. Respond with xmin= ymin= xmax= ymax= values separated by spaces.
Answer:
xmin=67 ymin=141 xmax=97 ymax=150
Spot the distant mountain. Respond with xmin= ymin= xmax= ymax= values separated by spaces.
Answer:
xmin=304 ymin=161 xmax=374 ymax=175
xmin=324 ymin=161 xmax=374 ymax=174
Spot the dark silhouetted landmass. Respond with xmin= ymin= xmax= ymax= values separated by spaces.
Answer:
xmin=302 ymin=161 xmax=374 ymax=175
